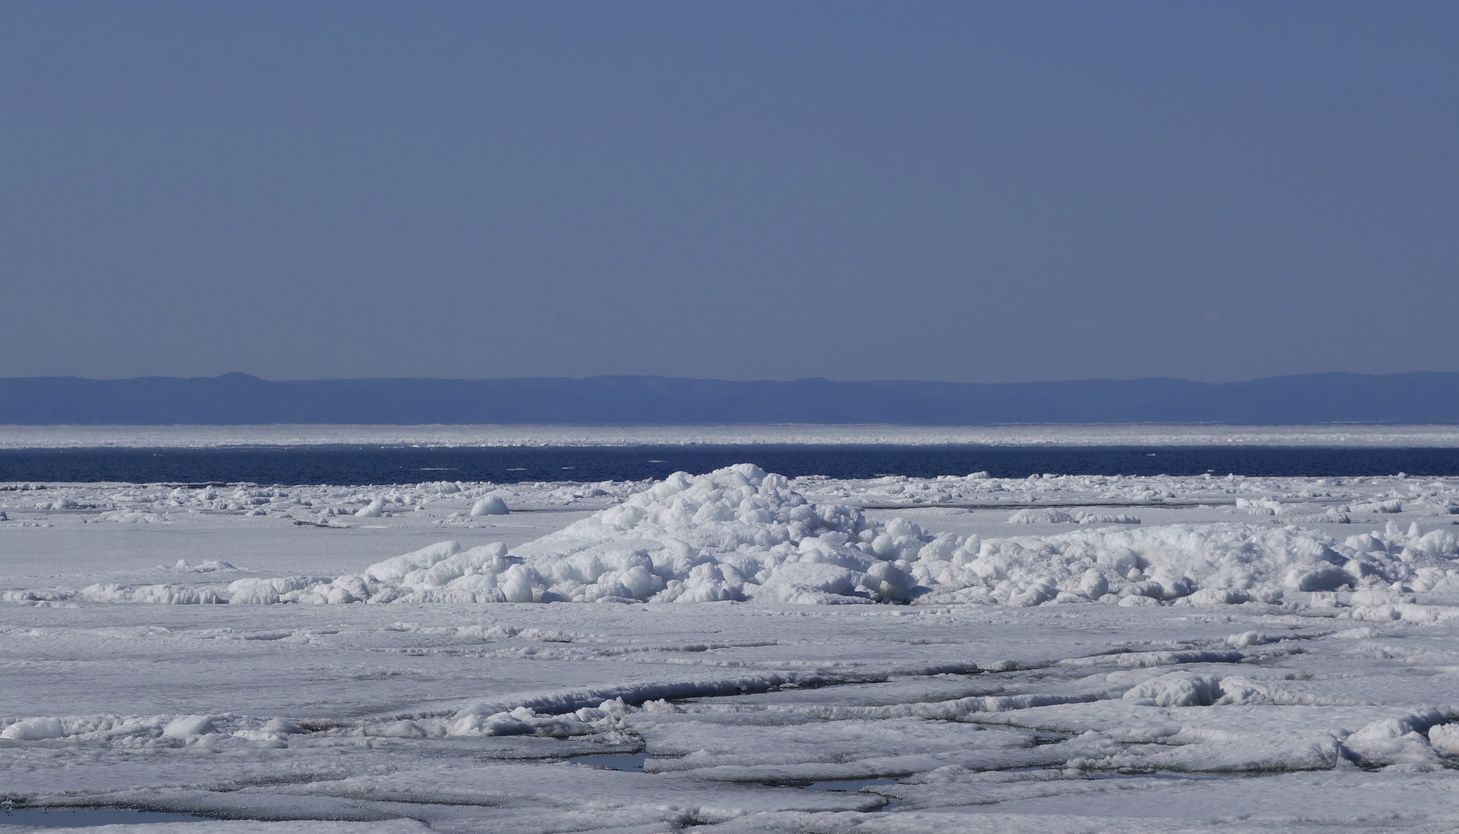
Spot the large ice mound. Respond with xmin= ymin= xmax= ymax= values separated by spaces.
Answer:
xmin=201 ymin=464 xmax=1459 ymax=608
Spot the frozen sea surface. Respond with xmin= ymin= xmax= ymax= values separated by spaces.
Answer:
xmin=6 ymin=464 xmax=1459 ymax=831
xmin=6 ymin=422 xmax=1459 ymax=449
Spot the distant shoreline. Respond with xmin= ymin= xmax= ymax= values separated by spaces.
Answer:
xmin=6 ymin=372 xmax=1459 ymax=426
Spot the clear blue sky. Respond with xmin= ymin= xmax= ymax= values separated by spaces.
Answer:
xmin=3 ymin=1 xmax=1455 ymax=383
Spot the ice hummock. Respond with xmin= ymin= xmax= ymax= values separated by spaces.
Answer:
xmin=194 ymin=465 xmax=1459 ymax=608
xmin=470 ymin=494 xmax=510 ymax=516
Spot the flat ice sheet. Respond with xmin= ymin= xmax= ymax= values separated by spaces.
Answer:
xmin=5 ymin=422 xmax=1459 ymax=448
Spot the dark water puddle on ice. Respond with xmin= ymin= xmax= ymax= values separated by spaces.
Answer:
xmin=564 ymin=754 xmax=908 ymax=811
xmin=802 ymin=777 xmax=900 ymax=793
xmin=0 ymin=807 xmax=210 ymax=827
xmin=570 ymin=751 xmax=649 ymax=772
xmin=568 ymin=753 xmax=901 ymax=795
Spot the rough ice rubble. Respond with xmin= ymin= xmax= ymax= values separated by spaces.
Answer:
xmin=0 ymin=712 xmax=227 ymax=743
xmin=196 ymin=465 xmax=1459 ymax=609
xmin=354 ymin=496 xmax=387 ymax=518
xmin=10 ymin=465 xmax=1459 ymax=610
xmin=229 ymin=465 xmax=898 ymax=606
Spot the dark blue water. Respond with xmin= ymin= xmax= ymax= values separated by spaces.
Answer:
xmin=2 ymin=445 xmax=1457 ymax=485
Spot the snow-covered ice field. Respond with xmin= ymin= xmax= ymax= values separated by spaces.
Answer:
xmin=7 ymin=423 xmax=1459 ymax=449
xmin=7 ymin=462 xmax=1459 ymax=831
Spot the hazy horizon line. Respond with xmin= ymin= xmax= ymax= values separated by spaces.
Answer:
xmin=9 ymin=369 xmax=1459 ymax=387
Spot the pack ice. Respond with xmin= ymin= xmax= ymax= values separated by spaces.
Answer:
xmin=114 ymin=464 xmax=1459 ymax=609
xmin=9 ymin=462 xmax=1459 ymax=832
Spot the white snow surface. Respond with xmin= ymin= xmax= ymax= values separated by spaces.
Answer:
xmin=7 ymin=464 xmax=1459 ymax=831
xmin=6 ymin=422 xmax=1459 ymax=448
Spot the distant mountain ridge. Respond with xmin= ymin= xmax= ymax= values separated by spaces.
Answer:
xmin=2 ymin=372 xmax=1458 ymax=425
